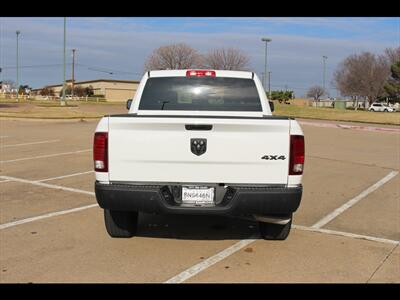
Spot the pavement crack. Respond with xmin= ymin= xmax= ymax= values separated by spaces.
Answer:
xmin=366 ymin=243 xmax=399 ymax=283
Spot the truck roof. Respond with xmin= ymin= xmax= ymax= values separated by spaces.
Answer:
xmin=148 ymin=69 xmax=253 ymax=79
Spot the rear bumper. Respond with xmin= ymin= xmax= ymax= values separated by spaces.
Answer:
xmin=95 ymin=182 xmax=302 ymax=216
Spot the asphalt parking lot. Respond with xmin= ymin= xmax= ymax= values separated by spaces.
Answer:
xmin=0 ymin=117 xmax=399 ymax=283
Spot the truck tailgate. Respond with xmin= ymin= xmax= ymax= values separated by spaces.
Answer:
xmin=108 ymin=116 xmax=290 ymax=185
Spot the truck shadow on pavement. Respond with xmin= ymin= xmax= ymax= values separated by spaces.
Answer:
xmin=136 ymin=213 xmax=259 ymax=240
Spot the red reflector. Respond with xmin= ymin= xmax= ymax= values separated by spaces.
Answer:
xmin=93 ymin=132 xmax=108 ymax=172
xmin=289 ymin=135 xmax=304 ymax=175
xmin=186 ymin=70 xmax=216 ymax=77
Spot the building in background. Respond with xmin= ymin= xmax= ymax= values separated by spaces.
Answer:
xmin=32 ymin=79 xmax=140 ymax=102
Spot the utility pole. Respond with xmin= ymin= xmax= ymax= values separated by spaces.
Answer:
xmin=268 ymin=71 xmax=271 ymax=98
xmin=16 ymin=30 xmax=20 ymax=102
xmin=261 ymin=38 xmax=272 ymax=95
xmin=71 ymin=48 xmax=76 ymax=98
xmin=61 ymin=17 xmax=66 ymax=106
xmin=323 ymin=55 xmax=327 ymax=95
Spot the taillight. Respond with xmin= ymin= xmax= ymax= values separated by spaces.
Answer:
xmin=289 ymin=135 xmax=304 ymax=175
xmin=93 ymin=132 xmax=108 ymax=172
xmin=186 ymin=70 xmax=216 ymax=77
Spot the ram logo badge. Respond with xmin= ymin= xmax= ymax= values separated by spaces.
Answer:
xmin=191 ymin=138 xmax=207 ymax=156
xmin=261 ymin=155 xmax=286 ymax=160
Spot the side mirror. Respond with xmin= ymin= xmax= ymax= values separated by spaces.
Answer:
xmin=126 ymin=99 xmax=133 ymax=110
xmin=269 ymin=101 xmax=274 ymax=112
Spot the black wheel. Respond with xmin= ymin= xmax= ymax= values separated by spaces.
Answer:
xmin=384 ymin=109 xmax=388 ymax=112
xmin=259 ymin=215 xmax=292 ymax=240
xmin=104 ymin=209 xmax=138 ymax=238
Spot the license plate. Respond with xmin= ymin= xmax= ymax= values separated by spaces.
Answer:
xmin=182 ymin=186 xmax=215 ymax=205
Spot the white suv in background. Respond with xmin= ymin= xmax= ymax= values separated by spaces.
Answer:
xmin=368 ymin=102 xmax=395 ymax=112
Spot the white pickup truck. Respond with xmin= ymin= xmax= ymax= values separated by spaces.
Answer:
xmin=93 ymin=69 xmax=304 ymax=240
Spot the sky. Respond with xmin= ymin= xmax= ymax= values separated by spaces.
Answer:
xmin=0 ymin=17 xmax=399 ymax=97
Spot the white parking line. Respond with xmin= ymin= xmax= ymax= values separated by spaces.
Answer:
xmin=0 ymin=171 xmax=398 ymax=284
xmin=0 ymin=175 xmax=95 ymax=196
xmin=0 ymin=173 xmax=97 ymax=230
xmin=163 ymin=224 xmax=400 ymax=283
xmin=0 ymin=204 xmax=99 ymax=230
xmin=164 ymin=171 xmax=399 ymax=283
xmin=311 ymin=171 xmax=399 ymax=229
xmin=37 ymin=171 xmax=94 ymax=182
xmin=164 ymin=237 xmax=258 ymax=283
xmin=292 ymin=225 xmax=399 ymax=246
xmin=1 ymin=186 xmax=398 ymax=246
xmin=1 ymin=139 xmax=60 ymax=148
xmin=0 ymin=171 xmax=93 ymax=184
xmin=0 ymin=149 xmax=91 ymax=163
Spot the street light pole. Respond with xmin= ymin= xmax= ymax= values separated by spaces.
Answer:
xmin=268 ymin=71 xmax=271 ymax=98
xmin=16 ymin=30 xmax=20 ymax=102
xmin=323 ymin=55 xmax=327 ymax=94
xmin=71 ymin=48 xmax=76 ymax=98
xmin=261 ymin=38 xmax=272 ymax=96
xmin=61 ymin=17 xmax=66 ymax=106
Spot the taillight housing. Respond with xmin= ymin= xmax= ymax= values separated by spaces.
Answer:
xmin=289 ymin=135 xmax=304 ymax=175
xmin=93 ymin=132 xmax=108 ymax=172
xmin=186 ymin=70 xmax=216 ymax=77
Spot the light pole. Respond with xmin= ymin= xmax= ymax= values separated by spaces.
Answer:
xmin=16 ymin=30 xmax=20 ymax=102
xmin=268 ymin=71 xmax=271 ymax=98
xmin=71 ymin=48 xmax=76 ymax=98
xmin=61 ymin=17 xmax=66 ymax=106
xmin=261 ymin=38 xmax=272 ymax=96
xmin=323 ymin=55 xmax=327 ymax=95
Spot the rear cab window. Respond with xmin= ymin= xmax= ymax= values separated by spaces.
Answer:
xmin=138 ymin=77 xmax=262 ymax=112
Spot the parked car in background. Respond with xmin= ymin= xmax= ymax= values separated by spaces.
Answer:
xmin=368 ymin=102 xmax=395 ymax=112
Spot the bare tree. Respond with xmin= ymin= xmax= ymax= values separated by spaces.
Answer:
xmin=200 ymin=48 xmax=250 ymax=70
xmin=307 ymin=85 xmax=326 ymax=101
xmin=144 ymin=43 xmax=201 ymax=71
xmin=333 ymin=51 xmax=392 ymax=106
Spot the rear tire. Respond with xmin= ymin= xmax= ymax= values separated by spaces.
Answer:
xmin=104 ymin=209 xmax=138 ymax=238
xmin=259 ymin=216 xmax=292 ymax=240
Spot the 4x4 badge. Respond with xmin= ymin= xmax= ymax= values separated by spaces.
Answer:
xmin=261 ymin=155 xmax=286 ymax=160
xmin=191 ymin=138 xmax=207 ymax=156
